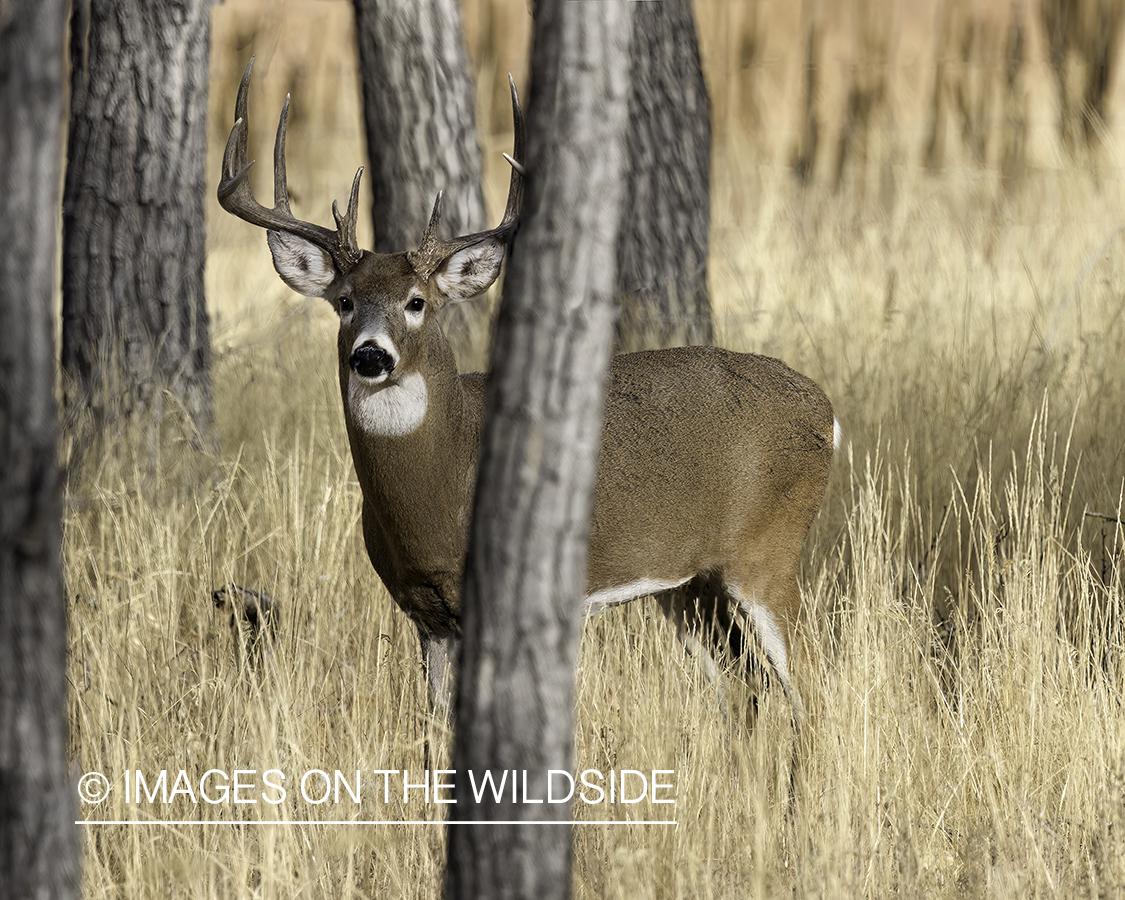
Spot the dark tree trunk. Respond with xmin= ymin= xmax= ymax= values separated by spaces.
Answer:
xmin=351 ymin=0 xmax=488 ymax=363
xmin=62 ymin=0 xmax=215 ymax=439
xmin=615 ymin=0 xmax=713 ymax=353
xmin=0 ymin=0 xmax=80 ymax=896
xmin=792 ymin=12 xmax=821 ymax=183
xmin=444 ymin=2 xmax=633 ymax=898
xmin=1040 ymin=0 xmax=1125 ymax=154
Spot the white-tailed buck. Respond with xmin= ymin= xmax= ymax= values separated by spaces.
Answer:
xmin=218 ymin=59 xmax=837 ymax=733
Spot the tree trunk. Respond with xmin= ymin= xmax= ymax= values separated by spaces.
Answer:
xmin=62 ymin=0 xmax=215 ymax=440
xmin=351 ymin=0 xmax=489 ymax=365
xmin=615 ymin=0 xmax=713 ymax=353
xmin=0 ymin=0 xmax=80 ymax=896
xmin=444 ymin=2 xmax=633 ymax=898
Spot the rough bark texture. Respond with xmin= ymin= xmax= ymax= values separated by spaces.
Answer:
xmin=0 ymin=1 xmax=81 ymax=896
xmin=444 ymin=1 xmax=633 ymax=897
xmin=615 ymin=0 xmax=713 ymax=353
xmin=352 ymin=0 xmax=486 ymax=250
xmin=62 ymin=0 xmax=215 ymax=438
xmin=351 ymin=0 xmax=489 ymax=363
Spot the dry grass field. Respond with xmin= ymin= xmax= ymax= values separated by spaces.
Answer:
xmin=67 ymin=0 xmax=1125 ymax=896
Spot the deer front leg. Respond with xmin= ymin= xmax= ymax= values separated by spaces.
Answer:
xmin=420 ymin=630 xmax=458 ymax=718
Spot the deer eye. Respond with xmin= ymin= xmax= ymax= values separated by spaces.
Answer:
xmin=338 ymin=296 xmax=354 ymax=314
xmin=406 ymin=296 xmax=425 ymax=313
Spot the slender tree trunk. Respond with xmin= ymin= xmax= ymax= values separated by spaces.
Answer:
xmin=445 ymin=2 xmax=633 ymax=898
xmin=792 ymin=8 xmax=821 ymax=183
xmin=62 ymin=0 xmax=215 ymax=439
xmin=351 ymin=0 xmax=489 ymax=364
xmin=0 ymin=0 xmax=80 ymax=896
xmin=615 ymin=0 xmax=713 ymax=353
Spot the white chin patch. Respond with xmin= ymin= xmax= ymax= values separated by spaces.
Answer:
xmin=348 ymin=371 xmax=428 ymax=437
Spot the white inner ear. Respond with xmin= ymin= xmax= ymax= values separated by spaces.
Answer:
xmin=267 ymin=231 xmax=338 ymax=298
xmin=433 ymin=240 xmax=505 ymax=303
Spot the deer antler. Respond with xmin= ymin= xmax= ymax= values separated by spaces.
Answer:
xmin=408 ymin=74 xmax=526 ymax=280
xmin=218 ymin=56 xmax=363 ymax=271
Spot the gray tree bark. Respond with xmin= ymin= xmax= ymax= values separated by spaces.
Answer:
xmin=615 ymin=0 xmax=713 ymax=353
xmin=352 ymin=0 xmax=486 ymax=250
xmin=351 ymin=0 xmax=489 ymax=364
xmin=0 ymin=0 xmax=81 ymax=896
xmin=444 ymin=2 xmax=633 ymax=898
xmin=62 ymin=0 xmax=215 ymax=439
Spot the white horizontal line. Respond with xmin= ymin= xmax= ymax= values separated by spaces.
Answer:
xmin=77 ymin=819 xmax=676 ymax=827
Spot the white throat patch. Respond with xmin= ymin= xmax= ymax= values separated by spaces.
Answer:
xmin=348 ymin=371 xmax=428 ymax=437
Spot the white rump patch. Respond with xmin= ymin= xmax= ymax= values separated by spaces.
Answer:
xmin=584 ymin=577 xmax=692 ymax=616
xmin=833 ymin=417 xmax=842 ymax=451
xmin=348 ymin=371 xmax=428 ymax=437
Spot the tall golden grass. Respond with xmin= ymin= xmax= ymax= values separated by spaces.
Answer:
xmin=67 ymin=0 xmax=1125 ymax=896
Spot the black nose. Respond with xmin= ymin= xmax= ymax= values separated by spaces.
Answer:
xmin=350 ymin=344 xmax=394 ymax=378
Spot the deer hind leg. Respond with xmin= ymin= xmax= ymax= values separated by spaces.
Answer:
xmin=723 ymin=569 xmax=805 ymax=735
xmin=653 ymin=574 xmax=757 ymax=726
xmin=724 ymin=565 xmax=811 ymax=814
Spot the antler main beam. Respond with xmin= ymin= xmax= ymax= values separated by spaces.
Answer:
xmin=218 ymin=56 xmax=363 ymax=271
xmin=408 ymin=74 xmax=526 ymax=280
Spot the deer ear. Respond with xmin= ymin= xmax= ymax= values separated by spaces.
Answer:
xmin=433 ymin=239 xmax=506 ymax=303
xmin=267 ymin=230 xmax=339 ymax=298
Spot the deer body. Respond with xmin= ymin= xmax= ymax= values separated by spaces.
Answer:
xmin=342 ymin=339 xmax=835 ymax=709
xmin=219 ymin=60 xmax=836 ymax=729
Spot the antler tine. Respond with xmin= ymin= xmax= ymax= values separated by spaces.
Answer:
xmin=419 ymin=191 xmax=444 ymax=246
xmin=274 ymin=93 xmax=292 ymax=213
xmin=408 ymin=191 xmax=445 ymax=279
xmin=217 ymin=56 xmax=362 ymax=270
xmin=331 ymin=167 xmax=364 ymax=259
xmin=498 ymin=73 xmax=526 ymax=231
xmin=218 ymin=58 xmax=255 ymax=196
xmin=407 ymin=77 xmax=525 ymax=279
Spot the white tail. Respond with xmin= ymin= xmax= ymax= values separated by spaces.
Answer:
xmin=218 ymin=59 xmax=837 ymax=732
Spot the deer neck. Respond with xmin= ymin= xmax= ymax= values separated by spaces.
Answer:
xmin=340 ymin=342 xmax=480 ymax=543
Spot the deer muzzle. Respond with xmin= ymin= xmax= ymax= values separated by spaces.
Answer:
xmin=350 ymin=343 xmax=395 ymax=379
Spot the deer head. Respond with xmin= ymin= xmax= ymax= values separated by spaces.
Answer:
xmin=217 ymin=57 xmax=525 ymax=437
